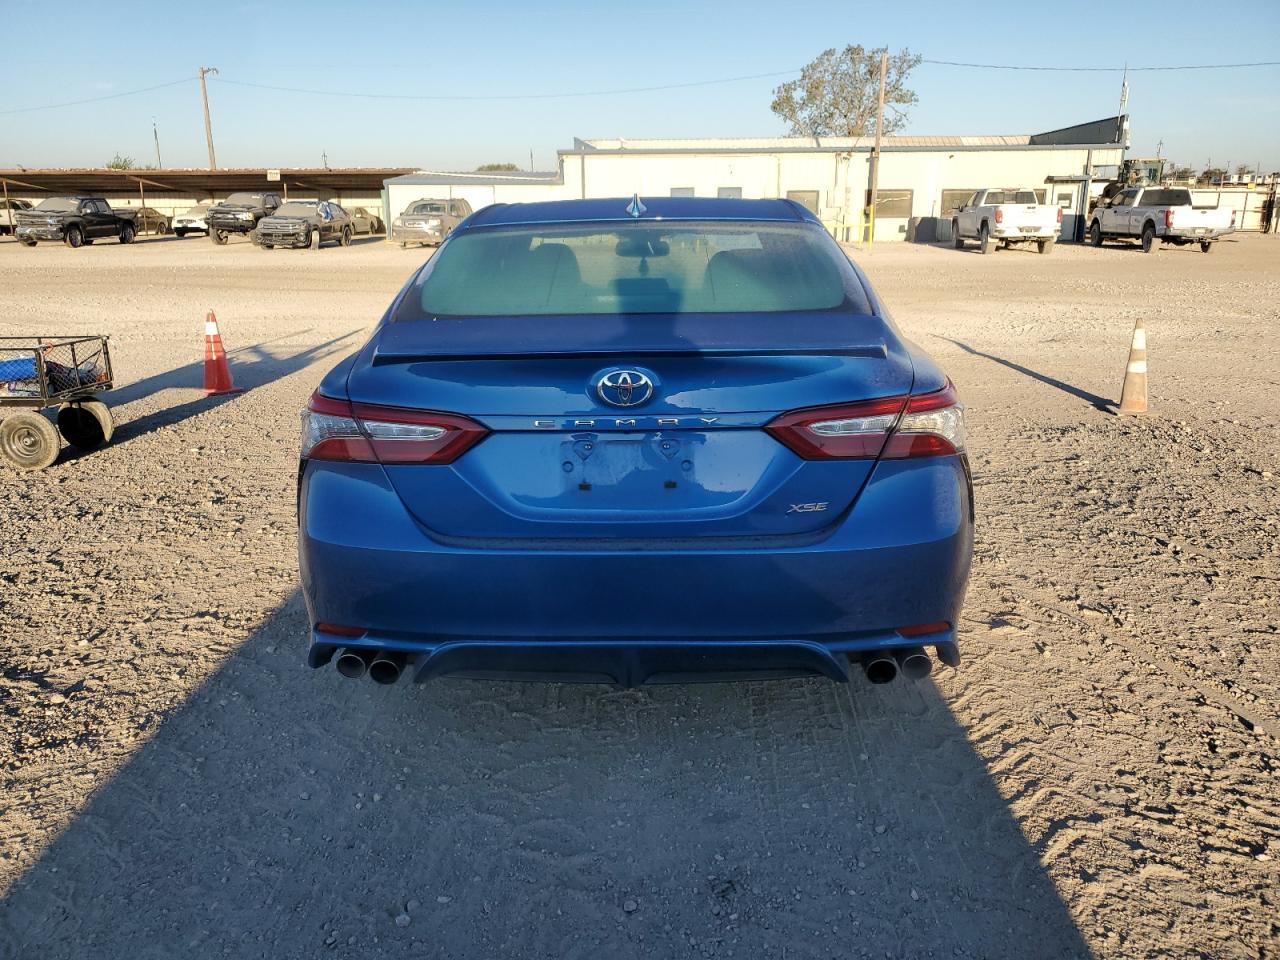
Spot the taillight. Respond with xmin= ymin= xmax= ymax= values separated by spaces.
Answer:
xmin=881 ymin=381 xmax=966 ymax=459
xmin=300 ymin=391 xmax=488 ymax=464
xmin=993 ymin=207 xmax=1003 ymax=224
xmin=765 ymin=396 xmax=904 ymax=459
xmin=1230 ymin=211 xmax=1237 ymax=228
xmin=1164 ymin=209 xmax=1174 ymax=229
xmin=1056 ymin=206 xmax=1063 ymax=223
xmin=766 ymin=382 xmax=965 ymax=461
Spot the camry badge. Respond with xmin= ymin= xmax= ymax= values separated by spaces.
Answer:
xmin=625 ymin=194 xmax=647 ymax=218
xmin=596 ymin=369 xmax=655 ymax=407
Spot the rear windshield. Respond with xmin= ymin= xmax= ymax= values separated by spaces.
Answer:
xmin=1141 ymin=189 xmax=1193 ymax=207
xmin=396 ymin=221 xmax=864 ymax=318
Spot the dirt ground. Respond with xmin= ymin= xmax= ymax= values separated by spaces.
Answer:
xmin=0 ymin=230 xmax=1276 ymax=960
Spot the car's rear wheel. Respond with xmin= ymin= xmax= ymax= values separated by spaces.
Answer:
xmin=18 ymin=237 xmax=36 ymax=247
xmin=119 ymin=224 xmax=135 ymax=244
xmin=340 ymin=226 xmax=352 ymax=247
xmin=1089 ymin=221 xmax=1102 ymax=247
xmin=64 ymin=225 xmax=83 ymax=248
xmin=952 ymin=221 xmax=964 ymax=249
xmin=979 ymin=223 xmax=993 ymax=254
xmin=0 ymin=412 xmax=60 ymax=471
xmin=1037 ymin=238 xmax=1054 ymax=255
xmin=212 ymin=229 xmax=228 ymax=245
xmin=1141 ymin=224 xmax=1157 ymax=254
xmin=175 ymin=228 xmax=187 ymax=238
xmin=1200 ymin=240 xmax=1213 ymax=253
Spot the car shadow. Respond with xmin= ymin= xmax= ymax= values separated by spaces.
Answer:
xmin=59 ymin=330 xmax=363 ymax=457
xmin=0 ymin=593 xmax=1094 ymax=960
xmin=937 ymin=336 xmax=1114 ymax=410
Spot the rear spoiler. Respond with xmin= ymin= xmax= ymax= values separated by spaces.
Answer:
xmin=372 ymin=345 xmax=889 ymax=365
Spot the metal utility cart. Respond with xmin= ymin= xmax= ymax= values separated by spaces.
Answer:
xmin=0 ymin=336 xmax=114 ymax=470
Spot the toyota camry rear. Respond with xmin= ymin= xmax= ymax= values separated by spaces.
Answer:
xmin=298 ymin=197 xmax=973 ymax=687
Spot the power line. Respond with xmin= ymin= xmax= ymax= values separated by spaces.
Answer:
xmin=0 ymin=77 xmax=195 ymax=116
xmin=922 ymin=58 xmax=1280 ymax=72
xmin=2 ymin=58 xmax=1278 ymax=116
xmin=209 ymin=69 xmax=801 ymax=102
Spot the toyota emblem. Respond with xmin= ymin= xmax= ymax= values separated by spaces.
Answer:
xmin=596 ymin=369 xmax=655 ymax=407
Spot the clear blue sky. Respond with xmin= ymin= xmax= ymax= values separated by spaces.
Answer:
xmin=2 ymin=0 xmax=1277 ymax=173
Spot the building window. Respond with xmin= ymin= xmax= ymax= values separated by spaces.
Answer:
xmin=670 ymin=187 xmax=695 ymax=198
xmin=873 ymin=189 xmax=913 ymax=218
xmin=785 ymin=190 xmax=820 ymax=214
xmin=1034 ymin=189 xmax=1047 ymax=204
xmin=940 ymin=189 xmax=976 ymax=216
xmin=1056 ymin=192 xmax=1073 ymax=208
xmin=717 ymin=187 xmax=742 ymax=199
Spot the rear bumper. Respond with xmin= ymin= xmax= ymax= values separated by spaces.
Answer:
xmin=992 ymin=227 xmax=1056 ymax=240
xmin=299 ymin=456 xmax=973 ymax=684
xmin=1165 ymin=227 xmax=1233 ymax=240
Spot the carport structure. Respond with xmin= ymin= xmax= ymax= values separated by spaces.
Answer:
xmin=0 ymin=167 xmax=412 ymax=225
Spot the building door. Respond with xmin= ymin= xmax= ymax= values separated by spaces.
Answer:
xmin=785 ymin=190 xmax=820 ymax=214
xmin=717 ymin=187 xmax=742 ymax=199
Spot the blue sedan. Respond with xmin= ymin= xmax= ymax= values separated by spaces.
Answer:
xmin=298 ymin=197 xmax=973 ymax=687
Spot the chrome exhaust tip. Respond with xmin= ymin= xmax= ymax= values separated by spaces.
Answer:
xmin=861 ymin=651 xmax=898 ymax=685
xmin=894 ymin=646 xmax=933 ymax=681
xmin=368 ymin=651 xmax=407 ymax=686
xmin=335 ymin=648 xmax=375 ymax=680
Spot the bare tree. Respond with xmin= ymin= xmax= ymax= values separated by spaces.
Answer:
xmin=771 ymin=46 xmax=922 ymax=138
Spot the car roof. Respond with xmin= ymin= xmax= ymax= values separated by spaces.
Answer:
xmin=466 ymin=197 xmax=817 ymax=228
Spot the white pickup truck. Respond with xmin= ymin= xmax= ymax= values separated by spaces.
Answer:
xmin=952 ymin=188 xmax=1062 ymax=254
xmin=1089 ymin=186 xmax=1235 ymax=254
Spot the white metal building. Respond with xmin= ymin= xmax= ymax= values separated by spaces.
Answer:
xmin=385 ymin=117 xmax=1128 ymax=242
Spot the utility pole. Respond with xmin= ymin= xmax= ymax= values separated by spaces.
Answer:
xmin=198 ymin=66 xmax=219 ymax=170
xmin=152 ymin=118 xmax=163 ymax=168
xmin=866 ymin=49 xmax=887 ymax=247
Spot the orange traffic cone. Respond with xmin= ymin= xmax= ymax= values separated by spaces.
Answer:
xmin=203 ymin=310 xmax=243 ymax=396
xmin=1117 ymin=318 xmax=1147 ymax=415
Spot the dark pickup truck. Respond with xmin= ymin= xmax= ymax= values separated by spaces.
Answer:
xmin=15 ymin=197 xmax=137 ymax=247
xmin=207 ymin=192 xmax=282 ymax=245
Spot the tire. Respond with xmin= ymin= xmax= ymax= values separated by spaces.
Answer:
xmin=1089 ymin=221 xmax=1103 ymax=247
xmin=0 ymin=412 xmax=60 ymax=471
xmin=1200 ymin=241 xmax=1213 ymax=253
xmin=175 ymin=229 xmax=187 ymax=238
xmin=64 ymin=225 xmax=83 ymax=248
xmin=56 ymin=400 xmax=113 ymax=450
xmin=1038 ymin=239 xmax=1055 ymax=255
xmin=262 ymin=243 xmax=274 ymax=250
xmin=372 ymin=218 xmax=382 ymax=234
xmin=952 ymin=221 xmax=964 ymax=249
xmin=979 ymin=222 xmax=994 ymax=255
xmin=400 ymin=241 xmax=408 ymax=249
xmin=119 ymin=224 xmax=135 ymax=244
xmin=212 ymin=229 xmax=228 ymax=246
xmin=310 ymin=228 xmax=321 ymax=251
xmin=340 ymin=226 xmax=352 ymax=247
xmin=19 ymin=237 xmax=36 ymax=247
xmin=1141 ymin=224 xmax=1157 ymax=254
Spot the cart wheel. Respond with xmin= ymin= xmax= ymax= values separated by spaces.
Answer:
xmin=0 ymin=412 xmax=61 ymax=470
xmin=56 ymin=400 xmax=114 ymax=450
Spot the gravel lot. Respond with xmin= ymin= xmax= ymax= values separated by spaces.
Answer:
xmin=1 ymin=231 xmax=1277 ymax=959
